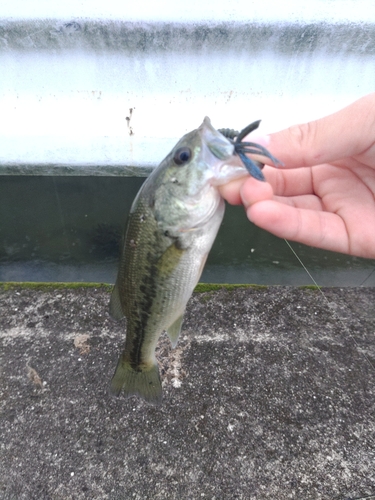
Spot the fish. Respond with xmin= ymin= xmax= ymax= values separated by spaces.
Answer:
xmin=109 ymin=117 xmax=278 ymax=404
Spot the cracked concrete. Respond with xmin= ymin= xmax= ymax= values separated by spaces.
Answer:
xmin=1 ymin=284 xmax=375 ymax=499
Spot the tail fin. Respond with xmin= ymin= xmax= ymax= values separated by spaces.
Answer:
xmin=110 ymin=360 xmax=162 ymax=405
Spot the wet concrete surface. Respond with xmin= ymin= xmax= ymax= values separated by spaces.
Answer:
xmin=1 ymin=284 xmax=375 ymax=500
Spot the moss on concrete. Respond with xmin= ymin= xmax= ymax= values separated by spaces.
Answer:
xmin=0 ymin=282 xmax=113 ymax=292
xmin=0 ymin=282 xmax=269 ymax=294
xmin=193 ymin=283 xmax=268 ymax=293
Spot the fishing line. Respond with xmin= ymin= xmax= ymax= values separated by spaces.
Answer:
xmin=359 ymin=266 xmax=375 ymax=286
xmin=284 ymin=238 xmax=375 ymax=373
xmin=283 ymin=239 xmax=321 ymax=290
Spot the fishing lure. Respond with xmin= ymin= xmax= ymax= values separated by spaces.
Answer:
xmin=218 ymin=120 xmax=281 ymax=181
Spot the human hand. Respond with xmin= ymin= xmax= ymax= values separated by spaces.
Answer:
xmin=219 ymin=93 xmax=375 ymax=258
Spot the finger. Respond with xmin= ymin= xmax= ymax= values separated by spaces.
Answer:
xmin=218 ymin=178 xmax=246 ymax=205
xmin=272 ymin=194 xmax=324 ymax=211
xmin=252 ymin=93 xmax=375 ymax=169
xmin=240 ymin=171 xmax=324 ymax=210
xmin=221 ymin=167 xmax=319 ymax=206
xmin=219 ymin=176 xmax=273 ymax=205
xmin=246 ymin=200 xmax=350 ymax=255
xmin=257 ymin=166 xmax=315 ymax=197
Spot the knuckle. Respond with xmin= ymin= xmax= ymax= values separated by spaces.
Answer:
xmin=287 ymin=122 xmax=318 ymax=166
xmin=288 ymin=122 xmax=317 ymax=148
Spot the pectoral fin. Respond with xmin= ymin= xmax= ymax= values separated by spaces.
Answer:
xmin=157 ymin=241 xmax=185 ymax=276
xmin=167 ymin=314 xmax=184 ymax=348
xmin=109 ymin=283 xmax=124 ymax=320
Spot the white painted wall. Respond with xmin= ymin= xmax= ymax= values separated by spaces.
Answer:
xmin=1 ymin=1 xmax=375 ymax=173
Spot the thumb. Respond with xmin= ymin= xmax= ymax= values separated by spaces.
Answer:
xmin=255 ymin=93 xmax=375 ymax=169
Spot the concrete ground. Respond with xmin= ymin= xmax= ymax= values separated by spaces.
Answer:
xmin=1 ymin=284 xmax=375 ymax=500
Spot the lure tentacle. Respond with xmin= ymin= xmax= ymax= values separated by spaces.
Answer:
xmin=218 ymin=120 xmax=282 ymax=181
xmin=237 ymin=150 xmax=265 ymax=181
xmin=235 ymin=120 xmax=261 ymax=142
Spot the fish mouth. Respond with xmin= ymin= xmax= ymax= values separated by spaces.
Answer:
xmin=211 ymin=162 xmax=248 ymax=187
xmin=197 ymin=117 xmax=248 ymax=186
xmin=201 ymin=117 xmax=282 ymax=183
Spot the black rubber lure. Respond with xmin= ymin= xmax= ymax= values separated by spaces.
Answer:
xmin=218 ymin=120 xmax=281 ymax=182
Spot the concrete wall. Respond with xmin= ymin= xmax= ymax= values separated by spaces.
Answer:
xmin=1 ymin=0 xmax=375 ymax=175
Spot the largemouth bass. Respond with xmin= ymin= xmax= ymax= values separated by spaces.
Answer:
xmin=110 ymin=117 xmax=277 ymax=404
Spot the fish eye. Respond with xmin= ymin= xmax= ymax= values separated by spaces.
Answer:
xmin=173 ymin=147 xmax=191 ymax=166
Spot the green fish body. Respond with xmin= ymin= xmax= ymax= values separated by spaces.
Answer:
xmin=110 ymin=117 xmax=249 ymax=404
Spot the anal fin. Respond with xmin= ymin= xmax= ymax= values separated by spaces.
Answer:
xmin=167 ymin=314 xmax=184 ymax=348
